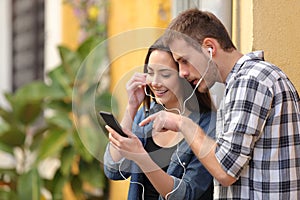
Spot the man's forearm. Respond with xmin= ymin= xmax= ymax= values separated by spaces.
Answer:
xmin=179 ymin=116 xmax=236 ymax=186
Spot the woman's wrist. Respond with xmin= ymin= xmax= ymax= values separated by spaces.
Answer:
xmin=125 ymin=104 xmax=139 ymax=119
xmin=135 ymin=153 xmax=161 ymax=173
xmin=121 ymin=105 xmax=138 ymax=129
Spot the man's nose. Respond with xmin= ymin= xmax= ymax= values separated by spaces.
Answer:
xmin=179 ymin=65 xmax=189 ymax=79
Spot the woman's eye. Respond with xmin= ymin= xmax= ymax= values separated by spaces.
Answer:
xmin=161 ymin=73 xmax=171 ymax=78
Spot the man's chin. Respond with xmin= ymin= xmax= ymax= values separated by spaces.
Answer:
xmin=197 ymin=86 xmax=209 ymax=93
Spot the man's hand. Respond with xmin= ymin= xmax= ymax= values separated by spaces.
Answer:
xmin=139 ymin=110 xmax=182 ymax=132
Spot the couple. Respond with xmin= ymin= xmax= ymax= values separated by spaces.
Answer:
xmin=104 ymin=9 xmax=300 ymax=200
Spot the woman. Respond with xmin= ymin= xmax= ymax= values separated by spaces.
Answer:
xmin=103 ymin=37 xmax=216 ymax=200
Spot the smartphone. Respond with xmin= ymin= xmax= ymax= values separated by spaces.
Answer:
xmin=99 ymin=111 xmax=128 ymax=137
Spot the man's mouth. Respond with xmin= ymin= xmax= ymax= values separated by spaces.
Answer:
xmin=192 ymin=79 xmax=200 ymax=86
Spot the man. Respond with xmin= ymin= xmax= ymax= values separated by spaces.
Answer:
xmin=140 ymin=9 xmax=300 ymax=199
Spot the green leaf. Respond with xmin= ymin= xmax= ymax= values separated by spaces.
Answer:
xmin=51 ymin=175 xmax=67 ymax=200
xmin=72 ymin=130 xmax=93 ymax=162
xmin=76 ymin=123 xmax=108 ymax=161
xmin=95 ymin=91 xmax=117 ymax=113
xmin=70 ymin=175 xmax=83 ymax=198
xmin=46 ymin=100 xmax=72 ymax=113
xmin=14 ymin=81 xmax=49 ymax=102
xmin=58 ymin=46 xmax=82 ymax=80
xmin=0 ymin=126 xmax=25 ymax=147
xmin=0 ymin=106 xmax=16 ymax=125
xmin=36 ymin=129 xmax=68 ymax=162
xmin=46 ymin=112 xmax=73 ymax=130
xmin=17 ymin=168 xmax=41 ymax=200
xmin=43 ymin=171 xmax=67 ymax=200
xmin=47 ymin=66 xmax=73 ymax=99
xmin=0 ymin=141 xmax=14 ymax=154
xmin=60 ymin=146 xmax=75 ymax=176
xmin=4 ymin=82 xmax=48 ymax=125
xmin=79 ymin=160 xmax=106 ymax=188
xmin=30 ymin=126 xmax=49 ymax=151
xmin=0 ymin=121 xmax=10 ymax=136
xmin=3 ymin=92 xmax=15 ymax=107
xmin=0 ymin=188 xmax=17 ymax=200
xmin=45 ymin=68 xmax=69 ymax=100
xmin=77 ymin=36 xmax=102 ymax=59
xmin=16 ymin=100 xmax=43 ymax=125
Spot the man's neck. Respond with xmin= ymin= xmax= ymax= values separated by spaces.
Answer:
xmin=216 ymin=49 xmax=243 ymax=83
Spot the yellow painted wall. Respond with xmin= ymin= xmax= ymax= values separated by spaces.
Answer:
xmin=108 ymin=0 xmax=171 ymax=116
xmin=107 ymin=0 xmax=171 ymax=199
xmin=60 ymin=3 xmax=79 ymax=200
xmin=232 ymin=0 xmax=253 ymax=54
xmin=61 ymin=3 xmax=80 ymax=50
xmin=233 ymin=0 xmax=300 ymax=91
xmin=252 ymin=0 xmax=300 ymax=91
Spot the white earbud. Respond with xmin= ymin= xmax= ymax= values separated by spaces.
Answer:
xmin=208 ymin=47 xmax=213 ymax=59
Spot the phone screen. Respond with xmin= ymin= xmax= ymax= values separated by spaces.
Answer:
xmin=99 ymin=111 xmax=128 ymax=137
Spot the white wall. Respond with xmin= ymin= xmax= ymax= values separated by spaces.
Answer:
xmin=0 ymin=0 xmax=63 ymax=106
xmin=0 ymin=0 xmax=12 ymax=107
xmin=200 ymin=0 xmax=232 ymax=36
xmin=45 ymin=0 xmax=62 ymax=72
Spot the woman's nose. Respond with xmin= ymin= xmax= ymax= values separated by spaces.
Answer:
xmin=151 ymin=80 xmax=162 ymax=87
xmin=148 ymin=75 xmax=162 ymax=87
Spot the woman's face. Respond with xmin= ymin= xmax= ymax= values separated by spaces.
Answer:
xmin=146 ymin=50 xmax=182 ymax=109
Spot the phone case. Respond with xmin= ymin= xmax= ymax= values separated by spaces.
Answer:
xmin=99 ymin=111 xmax=128 ymax=137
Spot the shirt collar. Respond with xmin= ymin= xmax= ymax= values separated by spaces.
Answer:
xmin=225 ymin=50 xmax=265 ymax=85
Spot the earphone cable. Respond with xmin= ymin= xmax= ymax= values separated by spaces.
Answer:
xmin=118 ymin=160 xmax=145 ymax=200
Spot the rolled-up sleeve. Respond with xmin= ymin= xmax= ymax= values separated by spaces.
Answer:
xmin=215 ymin=77 xmax=272 ymax=178
xmin=103 ymin=144 xmax=132 ymax=180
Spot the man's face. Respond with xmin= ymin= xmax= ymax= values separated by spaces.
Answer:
xmin=169 ymin=38 xmax=215 ymax=93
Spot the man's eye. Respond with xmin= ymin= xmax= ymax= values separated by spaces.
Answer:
xmin=181 ymin=60 xmax=188 ymax=64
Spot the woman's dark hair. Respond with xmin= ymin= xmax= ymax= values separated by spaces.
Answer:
xmin=143 ymin=37 xmax=215 ymax=114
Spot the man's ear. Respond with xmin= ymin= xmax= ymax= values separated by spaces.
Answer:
xmin=202 ymin=38 xmax=217 ymax=55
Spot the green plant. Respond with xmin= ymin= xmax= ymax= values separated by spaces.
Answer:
xmin=0 ymin=36 xmax=115 ymax=200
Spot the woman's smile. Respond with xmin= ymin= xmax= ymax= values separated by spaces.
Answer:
xmin=153 ymin=88 xmax=169 ymax=97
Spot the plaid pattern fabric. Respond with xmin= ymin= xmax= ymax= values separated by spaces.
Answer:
xmin=214 ymin=51 xmax=300 ymax=199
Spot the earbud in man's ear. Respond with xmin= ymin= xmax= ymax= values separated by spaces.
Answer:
xmin=208 ymin=47 xmax=213 ymax=59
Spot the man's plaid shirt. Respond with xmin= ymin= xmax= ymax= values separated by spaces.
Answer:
xmin=214 ymin=51 xmax=300 ymax=199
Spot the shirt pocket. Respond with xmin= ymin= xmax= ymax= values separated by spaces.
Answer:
xmin=168 ymin=149 xmax=193 ymax=177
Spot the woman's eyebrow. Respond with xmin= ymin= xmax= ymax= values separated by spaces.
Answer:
xmin=158 ymin=68 xmax=174 ymax=72
xmin=147 ymin=65 xmax=177 ymax=73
